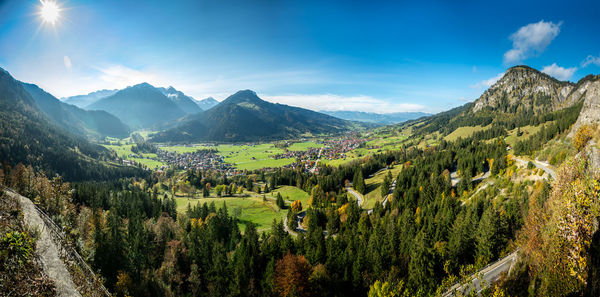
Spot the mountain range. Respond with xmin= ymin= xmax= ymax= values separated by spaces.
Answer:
xmin=150 ymin=90 xmax=368 ymax=142
xmin=87 ymin=83 xmax=188 ymax=129
xmin=320 ymin=110 xmax=431 ymax=124
xmin=62 ymin=89 xmax=118 ymax=108
xmin=196 ymin=97 xmax=219 ymax=110
xmin=21 ymin=83 xmax=129 ymax=138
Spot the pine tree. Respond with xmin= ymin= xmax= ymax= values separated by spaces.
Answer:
xmin=353 ymin=169 xmax=365 ymax=194
xmin=276 ymin=193 xmax=285 ymax=209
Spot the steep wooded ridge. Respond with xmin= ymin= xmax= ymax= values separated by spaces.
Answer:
xmin=21 ymin=82 xmax=130 ymax=138
xmin=150 ymin=90 xmax=367 ymax=142
xmin=0 ymin=67 xmax=142 ymax=181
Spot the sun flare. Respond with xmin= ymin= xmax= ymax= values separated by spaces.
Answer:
xmin=39 ymin=0 xmax=61 ymax=25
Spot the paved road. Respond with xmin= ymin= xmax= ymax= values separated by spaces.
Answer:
xmin=451 ymin=170 xmax=491 ymax=187
xmin=309 ymin=146 xmax=325 ymax=173
xmin=346 ymin=187 xmax=363 ymax=206
xmin=442 ymin=251 xmax=519 ymax=297
xmin=514 ymin=157 xmax=556 ymax=179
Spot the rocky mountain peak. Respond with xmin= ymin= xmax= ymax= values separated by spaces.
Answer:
xmin=472 ymin=65 xmax=576 ymax=114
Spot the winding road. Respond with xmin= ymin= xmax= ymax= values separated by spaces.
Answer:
xmin=442 ymin=252 xmax=519 ymax=297
xmin=513 ymin=157 xmax=556 ymax=179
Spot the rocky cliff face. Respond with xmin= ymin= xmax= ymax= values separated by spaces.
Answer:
xmin=472 ymin=65 xmax=576 ymax=114
xmin=569 ymin=75 xmax=600 ymax=134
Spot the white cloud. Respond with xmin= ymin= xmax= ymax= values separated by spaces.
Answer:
xmin=470 ymin=72 xmax=505 ymax=89
xmin=63 ymin=56 xmax=72 ymax=69
xmin=503 ymin=20 xmax=561 ymax=64
xmin=582 ymin=54 xmax=600 ymax=67
xmin=541 ymin=63 xmax=577 ymax=81
xmin=96 ymin=64 xmax=160 ymax=88
xmin=262 ymin=93 xmax=426 ymax=113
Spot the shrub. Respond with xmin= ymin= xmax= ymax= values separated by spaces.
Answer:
xmin=573 ymin=125 xmax=594 ymax=151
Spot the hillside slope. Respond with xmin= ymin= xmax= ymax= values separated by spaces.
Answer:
xmin=21 ymin=83 xmax=130 ymax=138
xmin=151 ymin=90 xmax=363 ymax=142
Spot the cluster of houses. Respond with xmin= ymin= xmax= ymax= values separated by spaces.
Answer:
xmin=156 ymin=149 xmax=235 ymax=172
xmin=272 ymin=135 xmax=367 ymax=170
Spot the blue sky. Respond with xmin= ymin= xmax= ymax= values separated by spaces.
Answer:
xmin=0 ymin=0 xmax=599 ymax=113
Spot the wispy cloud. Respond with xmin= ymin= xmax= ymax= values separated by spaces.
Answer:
xmin=96 ymin=64 xmax=160 ymax=88
xmin=470 ymin=72 xmax=505 ymax=89
xmin=262 ymin=93 xmax=426 ymax=113
xmin=63 ymin=56 xmax=72 ymax=69
xmin=503 ymin=20 xmax=561 ymax=64
xmin=541 ymin=63 xmax=577 ymax=81
xmin=582 ymin=54 xmax=600 ymax=68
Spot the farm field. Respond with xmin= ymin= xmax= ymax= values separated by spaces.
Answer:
xmin=216 ymin=143 xmax=294 ymax=170
xmin=103 ymin=143 xmax=167 ymax=169
xmin=174 ymin=196 xmax=287 ymax=232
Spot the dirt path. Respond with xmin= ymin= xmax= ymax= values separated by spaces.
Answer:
xmin=8 ymin=191 xmax=82 ymax=297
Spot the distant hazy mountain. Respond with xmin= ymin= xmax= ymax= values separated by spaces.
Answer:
xmin=0 ymin=67 xmax=141 ymax=181
xmin=320 ymin=110 xmax=431 ymax=124
xmin=196 ymin=97 xmax=219 ymax=110
xmin=152 ymin=90 xmax=365 ymax=142
xmin=158 ymin=86 xmax=203 ymax=114
xmin=21 ymin=83 xmax=130 ymax=138
xmin=88 ymin=83 xmax=187 ymax=129
xmin=62 ymin=89 xmax=118 ymax=108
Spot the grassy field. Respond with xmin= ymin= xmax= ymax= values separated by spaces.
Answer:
xmin=175 ymin=196 xmax=287 ymax=232
xmin=444 ymin=125 xmax=490 ymax=142
xmin=287 ymin=141 xmax=321 ymax=151
xmin=103 ymin=143 xmax=167 ymax=169
xmin=504 ymin=123 xmax=551 ymax=146
xmin=272 ymin=186 xmax=310 ymax=204
xmin=217 ymin=144 xmax=295 ymax=170
xmin=158 ymin=145 xmax=210 ymax=153
xmin=362 ymin=165 xmax=403 ymax=209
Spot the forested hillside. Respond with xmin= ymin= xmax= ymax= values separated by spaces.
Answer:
xmin=0 ymin=68 xmax=142 ymax=181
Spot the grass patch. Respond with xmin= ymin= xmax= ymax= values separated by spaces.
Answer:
xmin=175 ymin=196 xmax=287 ymax=232
xmin=444 ymin=125 xmax=490 ymax=142
xmin=272 ymin=186 xmax=310 ymax=205
xmin=362 ymin=166 xmax=402 ymax=209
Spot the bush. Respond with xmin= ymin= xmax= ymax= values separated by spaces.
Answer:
xmin=0 ymin=231 xmax=34 ymax=266
xmin=574 ymin=125 xmax=594 ymax=152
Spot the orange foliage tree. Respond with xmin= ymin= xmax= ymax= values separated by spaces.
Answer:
xmin=273 ymin=252 xmax=312 ymax=297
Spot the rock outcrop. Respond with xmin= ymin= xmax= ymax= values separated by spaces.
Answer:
xmin=570 ymin=75 xmax=600 ymax=135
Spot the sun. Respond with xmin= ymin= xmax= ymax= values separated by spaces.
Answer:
xmin=39 ymin=0 xmax=61 ymax=25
